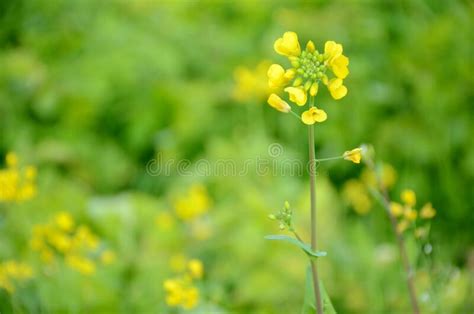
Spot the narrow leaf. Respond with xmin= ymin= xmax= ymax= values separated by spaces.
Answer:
xmin=264 ymin=235 xmax=327 ymax=258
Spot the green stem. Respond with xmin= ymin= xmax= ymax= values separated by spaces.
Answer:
xmin=316 ymin=156 xmax=344 ymax=162
xmin=290 ymin=110 xmax=302 ymax=121
xmin=366 ymin=159 xmax=420 ymax=314
xmin=308 ymin=96 xmax=323 ymax=314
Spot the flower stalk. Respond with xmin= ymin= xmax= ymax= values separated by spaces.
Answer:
xmin=365 ymin=158 xmax=420 ymax=314
xmin=308 ymin=96 xmax=324 ymax=314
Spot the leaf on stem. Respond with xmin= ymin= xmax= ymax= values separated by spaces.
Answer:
xmin=264 ymin=235 xmax=327 ymax=258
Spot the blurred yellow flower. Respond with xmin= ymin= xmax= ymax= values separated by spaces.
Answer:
xmin=397 ymin=219 xmax=410 ymax=233
xmin=55 ymin=212 xmax=74 ymax=232
xmin=31 ymin=213 xmax=112 ymax=275
xmin=342 ymin=179 xmax=372 ymax=215
xmin=0 ymin=260 xmax=33 ymax=293
xmin=301 ymin=107 xmax=327 ymax=125
xmin=401 ymin=189 xmax=416 ymax=207
xmin=267 ymin=93 xmax=291 ymax=113
xmin=420 ymin=202 xmax=436 ymax=219
xmin=0 ymin=152 xmax=37 ymax=203
xmin=390 ymin=202 xmax=404 ymax=217
xmin=404 ymin=207 xmax=418 ymax=221
xmin=164 ymin=257 xmax=203 ymax=310
xmin=343 ymin=148 xmax=362 ymax=164
xmin=361 ymin=164 xmax=397 ymax=189
xmin=174 ymin=184 xmax=211 ymax=221
xmin=187 ymin=259 xmax=203 ymax=279
xmin=233 ymin=60 xmax=273 ymax=102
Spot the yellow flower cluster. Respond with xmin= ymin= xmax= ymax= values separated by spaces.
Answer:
xmin=173 ymin=184 xmax=211 ymax=221
xmin=0 ymin=152 xmax=37 ymax=202
xmin=0 ymin=260 xmax=33 ymax=293
xmin=233 ymin=60 xmax=273 ymax=102
xmin=164 ymin=257 xmax=204 ymax=310
xmin=30 ymin=212 xmax=115 ymax=275
xmin=390 ymin=189 xmax=436 ymax=235
xmin=267 ymin=31 xmax=349 ymax=124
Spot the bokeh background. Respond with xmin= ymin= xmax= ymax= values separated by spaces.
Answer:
xmin=0 ymin=0 xmax=473 ymax=313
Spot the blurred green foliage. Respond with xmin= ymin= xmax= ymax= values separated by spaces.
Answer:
xmin=0 ymin=0 xmax=473 ymax=313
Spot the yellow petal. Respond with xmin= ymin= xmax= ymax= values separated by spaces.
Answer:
xmin=401 ymin=189 xmax=416 ymax=207
xmin=420 ymin=202 xmax=436 ymax=219
xmin=284 ymin=86 xmax=307 ymax=106
xmin=330 ymin=55 xmax=349 ymax=79
xmin=267 ymin=64 xmax=286 ymax=88
xmin=306 ymin=40 xmax=315 ymax=53
xmin=274 ymin=32 xmax=301 ymax=57
xmin=301 ymin=110 xmax=315 ymax=125
xmin=301 ymin=107 xmax=327 ymax=125
xmin=343 ymin=148 xmax=362 ymax=164
xmin=324 ymin=41 xmax=343 ymax=61
xmin=309 ymin=82 xmax=319 ymax=96
xmin=267 ymin=94 xmax=291 ymax=113
xmin=328 ymin=78 xmax=347 ymax=100
xmin=390 ymin=202 xmax=404 ymax=217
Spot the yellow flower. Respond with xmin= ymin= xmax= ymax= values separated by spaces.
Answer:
xmin=182 ymin=286 xmax=199 ymax=309
xmin=164 ymin=277 xmax=200 ymax=310
xmin=342 ymin=179 xmax=372 ymax=215
xmin=327 ymin=78 xmax=348 ymax=100
xmin=397 ymin=219 xmax=410 ymax=234
xmin=343 ymin=148 xmax=362 ymax=164
xmin=55 ymin=212 xmax=74 ymax=232
xmin=0 ymin=260 xmax=33 ymax=293
xmin=309 ymin=82 xmax=319 ymax=96
xmin=415 ymin=227 xmax=428 ymax=239
xmin=401 ymin=189 xmax=416 ymax=207
xmin=301 ymin=107 xmax=327 ymax=125
xmin=267 ymin=93 xmax=291 ymax=113
xmin=233 ymin=60 xmax=272 ymax=101
xmin=306 ymin=40 xmax=315 ymax=53
xmin=404 ymin=207 xmax=418 ymax=221
xmin=187 ymin=259 xmax=203 ymax=279
xmin=6 ymin=152 xmax=18 ymax=167
xmin=284 ymin=86 xmax=307 ymax=106
xmin=0 ymin=152 xmax=37 ymax=203
xmin=324 ymin=41 xmax=343 ymax=63
xmin=274 ymin=31 xmax=301 ymax=57
xmin=267 ymin=64 xmax=294 ymax=89
xmin=390 ymin=202 xmax=404 ymax=217
xmin=420 ymin=202 xmax=436 ymax=219
xmin=66 ymin=255 xmax=96 ymax=275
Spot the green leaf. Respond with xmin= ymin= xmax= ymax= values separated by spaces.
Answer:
xmin=264 ymin=235 xmax=327 ymax=258
xmin=301 ymin=265 xmax=337 ymax=314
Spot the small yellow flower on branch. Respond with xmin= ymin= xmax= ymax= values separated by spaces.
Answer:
xmin=267 ymin=93 xmax=291 ymax=113
xmin=420 ymin=202 xmax=436 ymax=219
xmin=401 ymin=189 xmax=416 ymax=207
xmin=390 ymin=202 xmax=404 ymax=217
xmin=343 ymin=148 xmax=362 ymax=164
xmin=301 ymin=107 xmax=327 ymax=125
xmin=274 ymin=31 xmax=301 ymax=57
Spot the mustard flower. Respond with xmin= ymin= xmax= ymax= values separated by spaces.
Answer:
xmin=390 ymin=202 xmax=404 ymax=217
xmin=342 ymin=179 xmax=372 ymax=215
xmin=0 ymin=260 xmax=33 ymax=293
xmin=266 ymin=32 xmax=349 ymax=120
xmin=420 ymin=202 xmax=436 ymax=219
xmin=164 ymin=257 xmax=204 ymax=310
xmin=301 ymin=107 xmax=327 ymax=125
xmin=401 ymin=189 xmax=416 ymax=207
xmin=343 ymin=148 xmax=362 ymax=164
xmin=267 ymin=93 xmax=291 ymax=113
xmin=173 ymin=184 xmax=211 ymax=221
xmin=0 ymin=152 xmax=37 ymax=203
xmin=233 ymin=60 xmax=273 ymax=102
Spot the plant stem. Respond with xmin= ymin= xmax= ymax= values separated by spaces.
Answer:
xmin=316 ymin=156 xmax=344 ymax=162
xmin=367 ymin=160 xmax=420 ymax=314
xmin=308 ymin=97 xmax=323 ymax=314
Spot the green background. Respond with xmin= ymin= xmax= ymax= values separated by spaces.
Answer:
xmin=0 ymin=0 xmax=472 ymax=313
